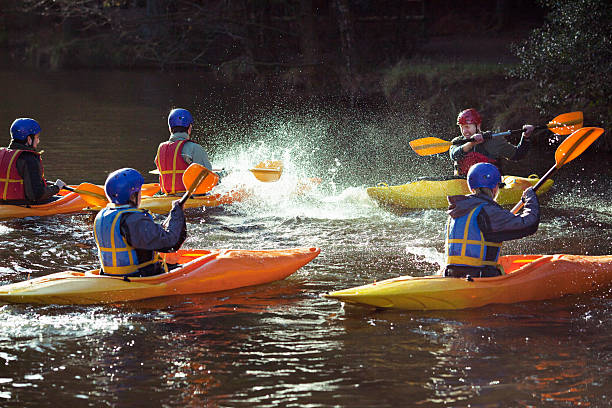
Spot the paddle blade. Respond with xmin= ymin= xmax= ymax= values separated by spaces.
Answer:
xmin=141 ymin=183 xmax=161 ymax=197
xmin=249 ymin=160 xmax=283 ymax=182
xmin=409 ymin=137 xmax=452 ymax=156
xmin=182 ymin=163 xmax=219 ymax=195
xmin=555 ymin=127 xmax=604 ymax=168
xmin=547 ymin=111 xmax=583 ymax=135
xmin=74 ymin=182 xmax=108 ymax=208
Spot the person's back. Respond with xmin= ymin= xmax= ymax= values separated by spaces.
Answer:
xmin=0 ymin=118 xmax=65 ymax=204
xmin=155 ymin=108 xmax=213 ymax=195
xmin=94 ymin=168 xmax=186 ymax=278
xmin=444 ymin=163 xmax=540 ymax=278
xmin=449 ymin=108 xmax=534 ymax=176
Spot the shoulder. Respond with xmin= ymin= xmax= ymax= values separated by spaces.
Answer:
xmin=450 ymin=136 xmax=465 ymax=143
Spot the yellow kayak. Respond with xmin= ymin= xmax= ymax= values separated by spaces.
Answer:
xmin=324 ymin=254 xmax=612 ymax=311
xmin=139 ymin=187 xmax=251 ymax=214
xmin=367 ymin=175 xmax=553 ymax=210
xmin=0 ymin=247 xmax=320 ymax=305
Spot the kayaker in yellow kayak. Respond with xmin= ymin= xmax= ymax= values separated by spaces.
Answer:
xmin=154 ymin=108 xmax=218 ymax=195
xmin=450 ymin=108 xmax=535 ymax=176
xmin=0 ymin=118 xmax=66 ymax=204
xmin=444 ymin=162 xmax=540 ymax=278
xmin=93 ymin=168 xmax=186 ymax=278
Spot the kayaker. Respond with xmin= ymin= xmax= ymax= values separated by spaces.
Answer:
xmin=0 ymin=118 xmax=66 ymax=204
xmin=93 ymin=168 xmax=186 ymax=278
xmin=154 ymin=108 xmax=218 ymax=195
xmin=450 ymin=108 xmax=535 ymax=176
xmin=443 ymin=162 xmax=540 ymax=278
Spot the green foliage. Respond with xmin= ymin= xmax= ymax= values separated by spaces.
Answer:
xmin=510 ymin=0 xmax=612 ymax=122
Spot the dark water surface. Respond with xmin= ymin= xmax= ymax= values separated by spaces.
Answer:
xmin=0 ymin=70 xmax=611 ymax=407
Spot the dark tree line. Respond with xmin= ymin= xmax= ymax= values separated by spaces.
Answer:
xmin=4 ymin=0 xmax=426 ymax=73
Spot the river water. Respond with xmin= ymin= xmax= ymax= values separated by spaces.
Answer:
xmin=0 ymin=70 xmax=611 ymax=407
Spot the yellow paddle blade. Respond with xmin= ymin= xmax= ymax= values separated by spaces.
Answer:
xmin=249 ymin=160 xmax=283 ymax=182
xmin=547 ymin=111 xmax=583 ymax=135
xmin=73 ymin=182 xmax=109 ymax=208
xmin=182 ymin=163 xmax=219 ymax=195
xmin=555 ymin=127 xmax=604 ymax=168
xmin=409 ymin=137 xmax=453 ymax=156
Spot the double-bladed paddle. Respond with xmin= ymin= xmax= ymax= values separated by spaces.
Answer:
xmin=511 ymin=126 xmax=604 ymax=214
xmin=409 ymin=111 xmax=584 ymax=156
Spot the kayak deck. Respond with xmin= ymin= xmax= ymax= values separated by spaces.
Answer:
xmin=0 ymin=192 xmax=88 ymax=220
xmin=324 ymin=254 xmax=612 ymax=311
xmin=139 ymin=187 xmax=251 ymax=214
xmin=0 ymin=247 xmax=320 ymax=305
xmin=367 ymin=175 xmax=554 ymax=210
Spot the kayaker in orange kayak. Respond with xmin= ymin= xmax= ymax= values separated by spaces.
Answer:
xmin=0 ymin=118 xmax=66 ymax=204
xmin=93 ymin=168 xmax=186 ymax=278
xmin=444 ymin=162 xmax=540 ymax=278
xmin=450 ymin=108 xmax=535 ymax=176
xmin=154 ymin=108 xmax=219 ymax=195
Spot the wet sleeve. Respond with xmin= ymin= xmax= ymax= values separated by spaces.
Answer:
xmin=121 ymin=207 xmax=186 ymax=252
xmin=489 ymin=136 xmax=530 ymax=161
xmin=182 ymin=142 xmax=213 ymax=170
xmin=449 ymin=137 xmax=467 ymax=161
xmin=17 ymin=154 xmax=59 ymax=201
xmin=509 ymin=135 xmax=531 ymax=161
xmin=478 ymin=192 xmax=540 ymax=242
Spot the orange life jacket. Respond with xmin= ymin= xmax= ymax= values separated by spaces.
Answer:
xmin=154 ymin=140 xmax=189 ymax=194
xmin=0 ymin=148 xmax=44 ymax=201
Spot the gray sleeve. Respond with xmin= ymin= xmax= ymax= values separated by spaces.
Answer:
xmin=182 ymin=142 xmax=213 ymax=170
xmin=486 ymin=136 xmax=529 ymax=161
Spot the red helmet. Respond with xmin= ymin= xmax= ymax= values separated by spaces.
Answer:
xmin=457 ymin=108 xmax=482 ymax=126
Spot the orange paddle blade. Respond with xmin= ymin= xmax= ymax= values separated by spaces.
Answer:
xmin=547 ymin=111 xmax=583 ymax=135
xmin=74 ymin=182 xmax=108 ymax=207
xmin=249 ymin=160 xmax=283 ymax=182
xmin=555 ymin=127 xmax=604 ymax=168
xmin=409 ymin=137 xmax=453 ymax=156
xmin=141 ymin=183 xmax=161 ymax=197
xmin=182 ymin=163 xmax=219 ymax=195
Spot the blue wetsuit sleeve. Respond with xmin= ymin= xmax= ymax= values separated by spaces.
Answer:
xmin=121 ymin=205 xmax=186 ymax=252
xmin=478 ymin=188 xmax=540 ymax=242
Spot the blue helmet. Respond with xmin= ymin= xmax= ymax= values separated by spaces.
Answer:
xmin=104 ymin=168 xmax=144 ymax=205
xmin=467 ymin=163 xmax=502 ymax=190
xmin=10 ymin=118 xmax=42 ymax=142
xmin=168 ymin=108 xmax=193 ymax=128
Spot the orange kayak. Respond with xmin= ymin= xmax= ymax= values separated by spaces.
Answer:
xmin=0 ymin=192 xmax=88 ymax=220
xmin=325 ymin=254 xmax=612 ymax=310
xmin=0 ymin=247 xmax=320 ymax=305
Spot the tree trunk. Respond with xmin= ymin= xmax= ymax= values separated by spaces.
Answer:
xmin=334 ymin=0 xmax=356 ymax=103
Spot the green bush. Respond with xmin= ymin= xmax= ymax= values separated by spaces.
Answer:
xmin=510 ymin=0 xmax=611 ymax=125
